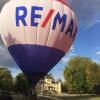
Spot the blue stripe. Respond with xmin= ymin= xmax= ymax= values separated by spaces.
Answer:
xmin=8 ymin=44 xmax=65 ymax=86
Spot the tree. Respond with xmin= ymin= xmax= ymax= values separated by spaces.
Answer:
xmin=0 ymin=67 xmax=13 ymax=91
xmin=64 ymin=56 xmax=100 ymax=94
xmin=85 ymin=62 xmax=100 ymax=93
xmin=14 ymin=73 xmax=31 ymax=95
xmin=61 ymin=82 xmax=68 ymax=93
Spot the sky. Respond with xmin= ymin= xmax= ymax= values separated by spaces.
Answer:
xmin=0 ymin=0 xmax=100 ymax=81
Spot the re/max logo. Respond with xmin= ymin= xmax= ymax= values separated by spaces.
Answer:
xmin=16 ymin=6 xmax=75 ymax=39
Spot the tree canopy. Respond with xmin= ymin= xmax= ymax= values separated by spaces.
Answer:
xmin=64 ymin=56 xmax=100 ymax=94
xmin=0 ymin=67 xmax=13 ymax=91
xmin=14 ymin=73 xmax=31 ymax=95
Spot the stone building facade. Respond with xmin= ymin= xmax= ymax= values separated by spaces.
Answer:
xmin=36 ymin=74 xmax=62 ymax=94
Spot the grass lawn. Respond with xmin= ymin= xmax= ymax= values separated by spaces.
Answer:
xmin=55 ymin=95 xmax=100 ymax=100
xmin=13 ymin=95 xmax=57 ymax=100
xmin=13 ymin=95 xmax=100 ymax=100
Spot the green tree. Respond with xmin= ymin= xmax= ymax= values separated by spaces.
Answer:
xmin=0 ymin=67 xmax=13 ymax=91
xmin=64 ymin=56 xmax=100 ymax=94
xmin=85 ymin=62 xmax=100 ymax=93
xmin=62 ymin=82 xmax=68 ymax=93
xmin=14 ymin=73 xmax=31 ymax=95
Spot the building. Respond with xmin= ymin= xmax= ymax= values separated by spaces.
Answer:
xmin=36 ymin=74 xmax=62 ymax=94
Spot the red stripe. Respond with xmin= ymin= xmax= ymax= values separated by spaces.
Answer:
xmin=57 ymin=0 xmax=73 ymax=10
xmin=41 ymin=9 xmax=55 ymax=27
xmin=57 ymin=0 xmax=66 ymax=5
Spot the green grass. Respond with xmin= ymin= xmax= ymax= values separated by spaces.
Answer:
xmin=13 ymin=95 xmax=100 ymax=100
xmin=13 ymin=95 xmax=23 ymax=100
xmin=56 ymin=95 xmax=100 ymax=100
xmin=13 ymin=95 xmax=56 ymax=100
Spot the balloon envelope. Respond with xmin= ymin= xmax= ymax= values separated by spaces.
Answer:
xmin=0 ymin=0 xmax=77 ymax=87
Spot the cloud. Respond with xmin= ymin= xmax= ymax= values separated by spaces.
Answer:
xmin=93 ymin=60 xmax=99 ymax=63
xmin=61 ymin=45 xmax=77 ymax=63
xmin=0 ymin=36 xmax=18 ymax=68
xmin=67 ymin=0 xmax=100 ymax=28
xmin=0 ymin=46 xmax=18 ymax=68
xmin=70 ymin=45 xmax=74 ymax=51
xmin=0 ymin=0 xmax=9 ymax=12
xmin=93 ymin=59 xmax=100 ymax=64
xmin=0 ymin=0 xmax=99 ymax=68
xmin=95 ymin=47 xmax=100 ymax=55
xmin=96 ymin=20 xmax=100 ymax=23
xmin=1 ymin=0 xmax=100 ymax=29
xmin=61 ymin=56 xmax=71 ymax=64
xmin=96 ymin=51 xmax=100 ymax=55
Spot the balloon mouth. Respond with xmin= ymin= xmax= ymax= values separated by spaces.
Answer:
xmin=8 ymin=44 xmax=65 ymax=86
xmin=23 ymin=71 xmax=47 ymax=86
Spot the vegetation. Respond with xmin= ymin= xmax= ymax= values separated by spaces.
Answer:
xmin=14 ymin=73 xmax=31 ymax=95
xmin=13 ymin=95 xmax=100 ymax=100
xmin=56 ymin=95 xmax=100 ymax=100
xmin=64 ymin=56 xmax=100 ymax=94
xmin=0 ymin=56 xmax=100 ymax=95
xmin=0 ymin=67 xmax=13 ymax=91
xmin=0 ymin=66 xmax=31 ymax=95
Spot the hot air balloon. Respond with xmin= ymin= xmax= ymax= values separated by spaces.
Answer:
xmin=0 ymin=0 xmax=77 ymax=95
